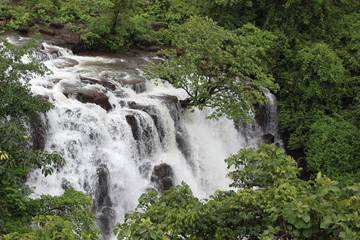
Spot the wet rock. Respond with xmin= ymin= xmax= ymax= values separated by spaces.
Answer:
xmin=254 ymin=103 xmax=268 ymax=131
xmin=93 ymin=165 xmax=115 ymax=236
xmin=125 ymin=115 xmax=139 ymax=140
xmin=100 ymin=72 xmax=146 ymax=93
xmin=262 ymin=134 xmax=275 ymax=144
xmin=80 ymin=75 xmax=117 ymax=91
xmin=53 ymin=57 xmax=79 ymax=69
xmin=127 ymin=102 xmax=165 ymax=143
xmin=63 ymin=88 xmax=112 ymax=111
xmin=30 ymin=117 xmax=46 ymax=150
xmin=180 ymin=99 xmax=191 ymax=108
xmin=150 ymin=94 xmax=178 ymax=105
xmin=150 ymin=163 xmax=174 ymax=192
xmin=95 ymin=166 xmax=112 ymax=209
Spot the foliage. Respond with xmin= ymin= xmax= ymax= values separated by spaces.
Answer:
xmin=278 ymin=42 xmax=349 ymax=150
xmin=305 ymin=116 xmax=360 ymax=184
xmin=147 ymin=16 xmax=277 ymax=122
xmin=114 ymin=144 xmax=360 ymax=239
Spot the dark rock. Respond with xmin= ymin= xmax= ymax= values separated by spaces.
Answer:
xmin=63 ymin=88 xmax=112 ymax=111
xmin=93 ymin=165 xmax=115 ymax=236
xmin=254 ymin=103 xmax=268 ymax=131
xmin=30 ymin=117 xmax=46 ymax=150
xmin=125 ymin=115 xmax=139 ymax=140
xmin=179 ymin=99 xmax=191 ymax=108
xmin=17 ymin=25 xmax=30 ymax=33
xmin=132 ymin=82 xmax=146 ymax=93
xmin=97 ymin=207 xmax=115 ymax=236
xmin=76 ymin=91 xmax=112 ymax=111
xmin=262 ymin=134 xmax=275 ymax=144
xmin=50 ymin=23 xmax=64 ymax=29
xmin=150 ymin=163 xmax=174 ymax=192
xmin=80 ymin=75 xmax=117 ymax=91
xmin=95 ymin=166 xmax=112 ymax=209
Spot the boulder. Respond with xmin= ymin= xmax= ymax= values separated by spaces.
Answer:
xmin=150 ymin=163 xmax=174 ymax=192
xmin=63 ymin=88 xmax=112 ymax=111
xmin=100 ymin=72 xmax=146 ymax=93
xmin=262 ymin=134 xmax=275 ymax=144
xmin=53 ymin=57 xmax=79 ymax=69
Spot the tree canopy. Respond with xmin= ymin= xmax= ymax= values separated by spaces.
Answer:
xmin=147 ymin=16 xmax=277 ymax=122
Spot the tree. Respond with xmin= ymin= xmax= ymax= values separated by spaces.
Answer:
xmin=114 ymin=144 xmax=360 ymax=239
xmin=278 ymin=42 xmax=348 ymax=150
xmin=305 ymin=116 xmax=360 ymax=184
xmin=147 ymin=16 xmax=277 ymax=123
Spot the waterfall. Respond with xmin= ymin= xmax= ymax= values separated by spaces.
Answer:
xmin=6 ymin=36 xmax=282 ymax=239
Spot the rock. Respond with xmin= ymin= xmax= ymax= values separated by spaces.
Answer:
xmin=17 ymin=25 xmax=30 ymax=33
xmin=50 ymin=23 xmax=64 ymax=29
xmin=125 ymin=115 xmax=139 ymax=140
xmin=100 ymin=72 xmax=146 ymax=93
xmin=179 ymin=99 xmax=191 ymax=108
xmin=262 ymin=134 xmax=275 ymax=144
xmin=94 ymin=166 xmax=112 ymax=209
xmin=149 ymin=94 xmax=178 ymax=104
xmin=30 ymin=117 xmax=46 ymax=150
xmin=80 ymin=75 xmax=117 ymax=91
xmin=63 ymin=88 xmax=112 ymax=111
xmin=93 ymin=165 xmax=115 ymax=236
xmin=150 ymin=163 xmax=174 ymax=192
xmin=53 ymin=57 xmax=79 ymax=68
xmin=39 ymin=28 xmax=56 ymax=36
xmin=254 ymin=103 xmax=268 ymax=131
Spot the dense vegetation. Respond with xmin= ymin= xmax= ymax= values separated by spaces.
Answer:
xmin=0 ymin=0 xmax=359 ymax=239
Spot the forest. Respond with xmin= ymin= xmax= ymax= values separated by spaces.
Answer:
xmin=0 ymin=0 xmax=359 ymax=239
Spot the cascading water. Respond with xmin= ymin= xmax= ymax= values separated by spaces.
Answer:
xmin=6 ymin=35 xmax=282 ymax=239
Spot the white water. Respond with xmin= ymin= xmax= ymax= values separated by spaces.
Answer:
xmin=6 ymin=36 xmax=282 ymax=239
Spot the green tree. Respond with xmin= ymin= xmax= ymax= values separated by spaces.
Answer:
xmin=114 ymin=144 xmax=360 ymax=239
xmin=305 ymin=116 xmax=360 ymax=184
xmin=147 ymin=16 xmax=277 ymax=122
xmin=278 ymin=42 xmax=348 ymax=150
